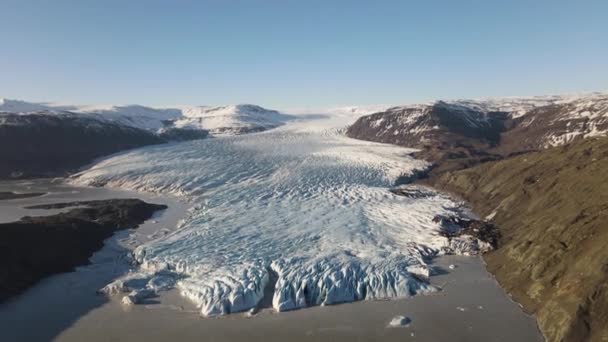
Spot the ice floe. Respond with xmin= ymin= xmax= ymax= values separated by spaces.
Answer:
xmin=388 ymin=315 xmax=412 ymax=328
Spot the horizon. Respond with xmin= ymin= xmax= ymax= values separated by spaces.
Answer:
xmin=1 ymin=0 xmax=607 ymax=108
xmin=2 ymin=89 xmax=607 ymax=114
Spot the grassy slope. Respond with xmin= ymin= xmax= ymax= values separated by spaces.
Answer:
xmin=430 ymin=137 xmax=608 ymax=341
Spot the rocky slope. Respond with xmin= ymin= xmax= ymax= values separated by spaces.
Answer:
xmin=0 ymin=113 xmax=166 ymax=178
xmin=0 ymin=199 xmax=167 ymax=302
xmin=430 ymin=137 xmax=608 ymax=342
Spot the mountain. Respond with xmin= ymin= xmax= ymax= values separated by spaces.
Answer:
xmin=0 ymin=98 xmax=290 ymax=136
xmin=0 ymin=98 xmax=51 ymax=113
xmin=0 ymin=99 xmax=288 ymax=178
xmin=346 ymin=93 xmax=608 ymax=176
xmin=0 ymin=113 xmax=165 ymax=178
xmin=175 ymin=104 xmax=293 ymax=135
xmin=430 ymin=137 xmax=608 ymax=342
xmin=496 ymin=93 xmax=608 ymax=152
xmin=72 ymin=104 xmax=182 ymax=131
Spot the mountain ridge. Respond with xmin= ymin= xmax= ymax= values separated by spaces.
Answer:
xmin=0 ymin=99 xmax=291 ymax=136
xmin=346 ymin=92 xmax=608 ymax=177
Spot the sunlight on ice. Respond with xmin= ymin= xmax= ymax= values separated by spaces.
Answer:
xmin=74 ymin=114 xmax=476 ymax=316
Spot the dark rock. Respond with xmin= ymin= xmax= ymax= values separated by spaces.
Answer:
xmin=0 ymin=199 xmax=167 ymax=303
xmin=433 ymin=214 xmax=499 ymax=249
xmin=389 ymin=185 xmax=436 ymax=199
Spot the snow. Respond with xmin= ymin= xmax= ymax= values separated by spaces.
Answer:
xmin=76 ymin=105 xmax=182 ymax=131
xmin=72 ymin=114 xmax=480 ymax=317
xmin=485 ymin=211 xmax=497 ymax=221
xmin=0 ymin=98 xmax=50 ymax=112
xmin=4 ymin=92 xmax=606 ymax=141
xmin=174 ymin=104 xmax=293 ymax=135
xmin=0 ymin=99 xmax=290 ymax=137
xmin=284 ymin=105 xmax=392 ymax=118
xmin=352 ymin=92 xmax=608 ymax=150
xmin=388 ymin=315 xmax=412 ymax=328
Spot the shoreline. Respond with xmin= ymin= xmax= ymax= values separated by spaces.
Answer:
xmin=0 ymin=178 xmax=191 ymax=341
xmin=424 ymin=137 xmax=608 ymax=341
xmin=0 ymin=196 xmax=167 ymax=302
xmin=0 ymin=178 xmax=542 ymax=341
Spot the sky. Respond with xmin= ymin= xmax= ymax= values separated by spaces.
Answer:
xmin=1 ymin=0 xmax=607 ymax=109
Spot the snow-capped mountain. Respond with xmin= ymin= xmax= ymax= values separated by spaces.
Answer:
xmin=0 ymin=98 xmax=51 ymax=113
xmin=175 ymin=104 xmax=293 ymax=135
xmin=501 ymin=93 xmax=608 ymax=149
xmin=0 ymin=98 xmax=291 ymax=136
xmin=347 ymin=92 xmax=608 ymax=154
xmin=73 ymin=105 xmax=182 ymax=131
xmin=346 ymin=101 xmax=507 ymax=151
xmin=0 ymin=98 xmax=294 ymax=178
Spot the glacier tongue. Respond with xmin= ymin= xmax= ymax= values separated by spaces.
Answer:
xmin=74 ymin=118 xmax=475 ymax=316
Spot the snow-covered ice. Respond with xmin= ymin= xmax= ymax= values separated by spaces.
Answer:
xmin=73 ymin=114 xmax=481 ymax=317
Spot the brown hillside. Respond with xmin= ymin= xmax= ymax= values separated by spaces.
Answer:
xmin=430 ymin=137 xmax=608 ymax=342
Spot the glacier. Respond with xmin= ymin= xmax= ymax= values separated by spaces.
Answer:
xmin=72 ymin=115 xmax=479 ymax=317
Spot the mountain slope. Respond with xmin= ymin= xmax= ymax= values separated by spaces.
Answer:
xmin=0 ymin=99 xmax=292 ymax=179
xmin=346 ymin=101 xmax=509 ymax=175
xmin=430 ymin=137 xmax=608 ymax=342
xmin=497 ymin=94 xmax=608 ymax=152
xmin=0 ymin=113 xmax=165 ymax=178
xmin=346 ymin=93 xmax=608 ymax=176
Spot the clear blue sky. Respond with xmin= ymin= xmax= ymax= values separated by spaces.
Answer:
xmin=1 ymin=0 xmax=607 ymax=108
